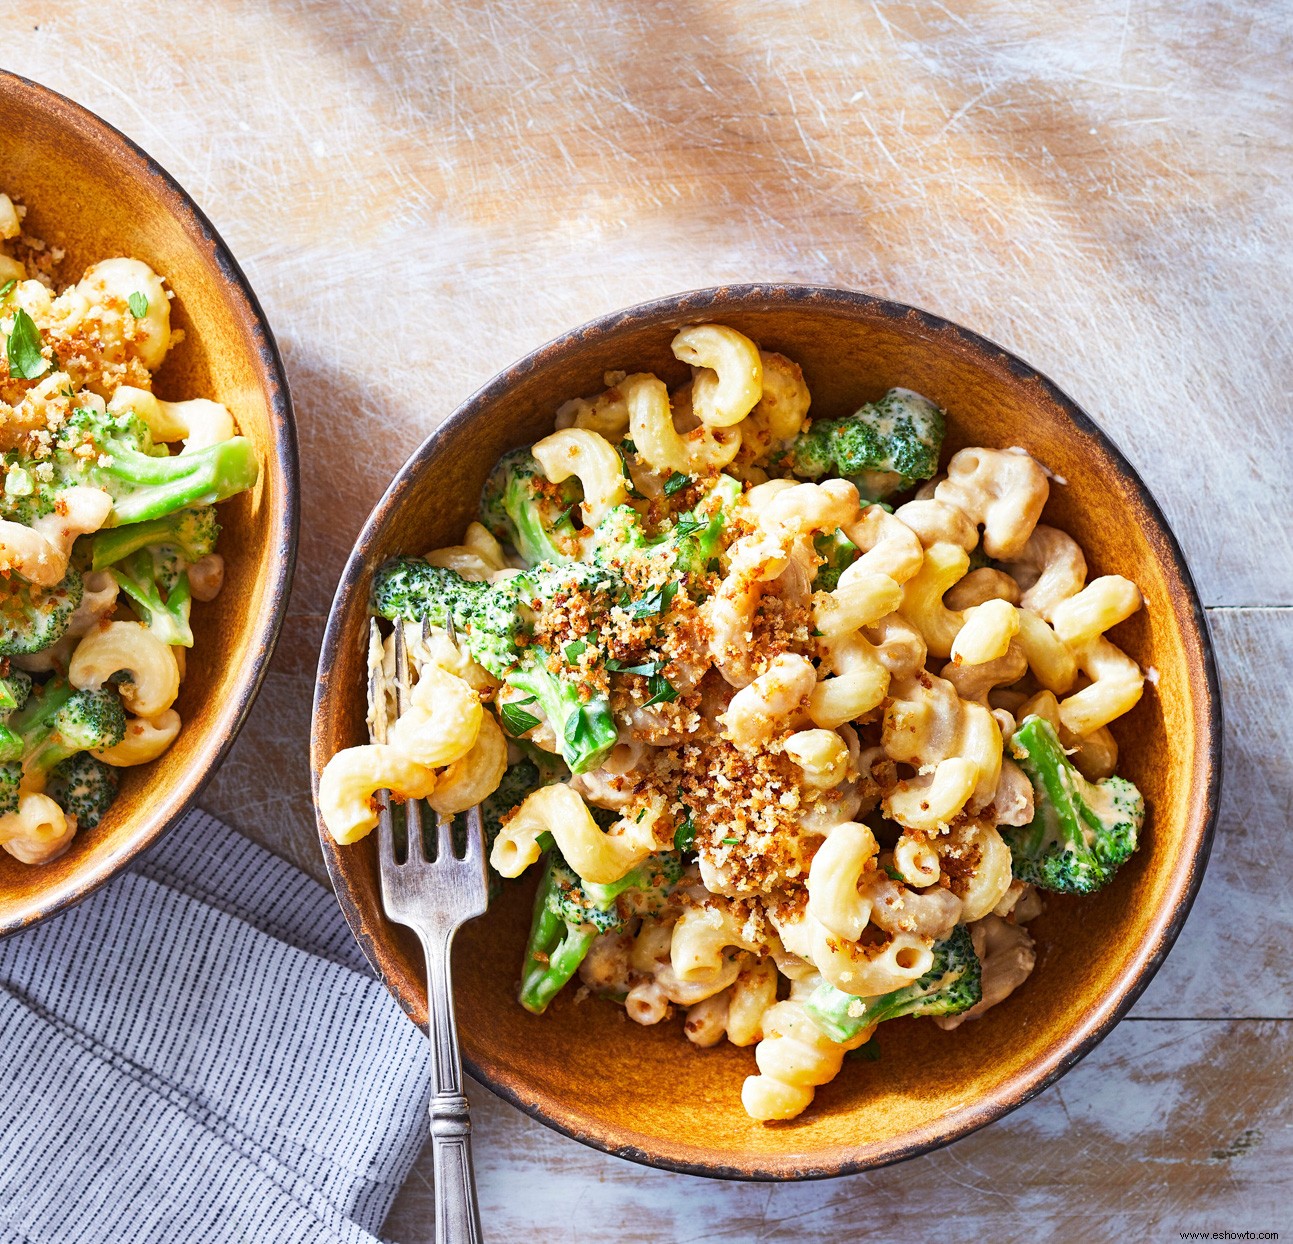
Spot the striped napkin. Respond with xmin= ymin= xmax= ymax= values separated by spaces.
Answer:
xmin=0 ymin=810 xmax=431 ymax=1244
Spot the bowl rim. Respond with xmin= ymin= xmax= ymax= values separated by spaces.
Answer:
xmin=310 ymin=282 xmax=1222 ymax=1180
xmin=0 ymin=70 xmax=300 ymax=935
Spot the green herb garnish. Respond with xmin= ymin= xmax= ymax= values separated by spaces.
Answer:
xmin=626 ymin=580 xmax=679 ymax=619
xmin=0 ymin=279 xmax=16 ymax=300
xmin=6 ymin=307 xmax=48 ymax=380
xmin=642 ymin=671 xmax=678 ymax=709
xmin=674 ymin=808 xmax=696 ymax=852
xmin=127 ymin=291 xmax=149 ymax=319
xmin=564 ymin=639 xmax=587 ymax=662
xmin=663 ymin=471 xmax=690 ymax=496
xmin=500 ymin=697 xmax=541 ymax=736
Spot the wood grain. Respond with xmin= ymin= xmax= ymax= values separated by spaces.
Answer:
xmin=4 ymin=0 xmax=1289 ymax=1238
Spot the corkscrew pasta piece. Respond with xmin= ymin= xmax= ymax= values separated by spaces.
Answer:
xmin=742 ymin=991 xmax=873 ymax=1121
xmin=1003 ymin=524 xmax=1087 ymax=620
xmin=0 ymin=485 xmax=113 ymax=587
xmin=387 ymin=665 xmax=483 ymax=769
xmin=933 ymin=447 xmax=1049 ymax=559
xmin=317 ymin=745 xmax=438 ymax=846
xmin=949 ymin=598 xmax=1020 ymax=666
xmin=0 ymin=792 xmax=76 ymax=865
xmin=94 ymin=709 xmax=182 ymax=767
xmin=720 ymin=653 xmax=816 ymax=749
xmin=69 ymin=621 xmax=180 ymax=718
xmin=553 ymin=373 xmax=631 ymax=439
xmin=532 ymin=428 xmax=629 ymax=530
xmin=671 ymin=324 xmax=763 ymax=428
xmin=427 ymin=710 xmax=508 ymax=816
xmin=806 ymin=821 xmax=879 ymax=941
xmin=784 ymin=729 xmax=850 ymax=789
xmin=108 ymin=386 xmax=236 ymax=453
xmin=1050 ymin=576 xmax=1146 ymax=736
xmin=670 ymin=895 xmax=765 ymax=981
xmin=423 ymin=521 xmax=509 ymax=582
xmin=491 ymin=783 xmax=661 ymax=885
xmin=624 ymin=371 xmax=741 ymax=474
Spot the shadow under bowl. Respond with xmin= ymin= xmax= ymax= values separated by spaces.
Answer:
xmin=311 ymin=284 xmax=1220 ymax=1179
xmin=0 ymin=73 xmax=298 ymax=934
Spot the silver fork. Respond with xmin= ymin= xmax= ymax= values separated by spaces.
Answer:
xmin=371 ymin=619 xmax=486 ymax=1244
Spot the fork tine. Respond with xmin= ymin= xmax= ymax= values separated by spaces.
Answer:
xmin=376 ymin=794 xmax=396 ymax=869
xmin=436 ymin=810 xmax=456 ymax=861
xmin=406 ymin=796 xmax=429 ymax=864
xmin=462 ymin=805 xmax=484 ymax=867
xmin=393 ymin=620 xmax=411 ymax=716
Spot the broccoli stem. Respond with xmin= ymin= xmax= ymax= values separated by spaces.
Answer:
xmin=106 ymin=437 xmax=258 ymax=525
xmin=519 ymin=855 xmax=597 ymax=1014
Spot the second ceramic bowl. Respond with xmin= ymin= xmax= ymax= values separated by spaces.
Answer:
xmin=311 ymin=284 xmax=1220 ymax=1179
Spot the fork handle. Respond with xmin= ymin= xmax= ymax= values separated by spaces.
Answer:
xmin=422 ymin=927 xmax=483 ymax=1243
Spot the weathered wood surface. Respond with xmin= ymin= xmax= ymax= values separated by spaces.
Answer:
xmin=6 ymin=0 xmax=1290 ymax=1239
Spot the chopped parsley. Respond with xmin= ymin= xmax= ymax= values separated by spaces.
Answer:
xmin=721 ymin=836 xmax=739 ymax=845
xmin=564 ymin=639 xmax=587 ymax=662
xmin=674 ymin=807 xmax=696 ymax=852
xmin=127 ymin=291 xmax=149 ymax=319
xmin=671 ymin=515 xmax=707 ymax=539
xmin=552 ymin=503 xmax=578 ymax=530
xmin=625 ymin=579 xmax=679 ymax=619
xmin=884 ymin=864 xmax=904 ymax=882
xmin=6 ymin=307 xmax=48 ymax=380
xmin=642 ymin=671 xmax=678 ymax=709
xmin=663 ymin=471 xmax=690 ymax=496
xmin=0 ymin=279 xmax=15 ymax=300
xmin=499 ymin=697 xmax=541 ymax=736
xmin=605 ymin=657 xmax=662 ymax=677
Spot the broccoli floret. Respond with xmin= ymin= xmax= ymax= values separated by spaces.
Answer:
xmin=1004 ymin=715 xmax=1144 ymax=894
xmin=813 ymin=531 xmax=859 ymax=592
xmin=7 ymin=677 xmax=127 ymax=786
xmin=0 ymin=670 xmax=33 ymax=714
xmin=784 ymin=388 xmax=946 ymax=499
xmin=371 ymin=557 xmax=619 ymax=774
xmin=2 ymin=407 xmax=257 ymax=528
xmin=0 ymin=761 xmax=18 ymax=815
xmin=110 ymin=546 xmax=194 ymax=646
xmin=805 ymin=925 xmax=982 ymax=1043
xmin=89 ymin=505 xmax=219 ymax=572
xmin=46 ymin=752 xmax=118 ymax=829
xmin=480 ymin=447 xmax=583 ymax=566
xmin=0 ymin=566 xmax=83 ymax=656
xmin=519 ymin=846 xmax=685 ymax=1014
xmin=502 ymin=662 xmax=617 ymax=776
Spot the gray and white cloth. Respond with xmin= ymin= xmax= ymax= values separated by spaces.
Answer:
xmin=0 ymin=810 xmax=431 ymax=1244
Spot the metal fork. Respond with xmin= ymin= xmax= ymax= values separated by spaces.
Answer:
xmin=372 ymin=620 xmax=486 ymax=1244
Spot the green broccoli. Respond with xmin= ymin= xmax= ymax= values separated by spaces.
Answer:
xmin=6 ymin=676 xmax=126 ymax=789
xmin=519 ymin=847 xmax=685 ymax=1014
xmin=1 ymin=407 xmax=257 ymax=528
xmin=46 ymin=752 xmax=118 ymax=829
xmin=0 ymin=670 xmax=33 ymax=713
xmin=89 ymin=505 xmax=219 ymax=572
xmin=110 ymin=546 xmax=194 ymax=646
xmin=0 ymin=762 xmax=18 ymax=815
xmin=813 ymin=531 xmax=859 ymax=592
xmin=0 ymin=567 xmax=83 ymax=656
xmin=783 ymin=388 xmax=946 ymax=499
xmin=805 ymin=925 xmax=982 ymax=1043
xmin=371 ymin=557 xmax=619 ymax=774
xmin=1004 ymin=715 xmax=1144 ymax=894
xmin=480 ymin=447 xmax=583 ymax=566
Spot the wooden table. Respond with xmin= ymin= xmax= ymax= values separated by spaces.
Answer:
xmin=10 ymin=1 xmax=1290 ymax=1237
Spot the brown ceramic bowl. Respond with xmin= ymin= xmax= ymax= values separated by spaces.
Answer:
xmin=311 ymin=285 xmax=1220 ymax=1178
xmin=0 ymin=74 xmax=298 ymax=934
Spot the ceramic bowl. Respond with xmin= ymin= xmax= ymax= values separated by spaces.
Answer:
xmin=311 ymin=285 xmax=1220 ymax=1178
xmin=0 ymin=73 xmax=298 ymax=934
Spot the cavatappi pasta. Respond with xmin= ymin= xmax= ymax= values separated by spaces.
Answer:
xmin=0 ymin=190 xmax=258 ymax=864
xmin=321 ymin=323 xmax=1149 ymax=1122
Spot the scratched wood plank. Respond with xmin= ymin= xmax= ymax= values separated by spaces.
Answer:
xmin=383 ymin=1019 xmax=1292 ymax=1243
xmin=5 ymin=0 xmax=1291 ymax=1238
xmin=9 ymin=0 xmax=1293 ymax=611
